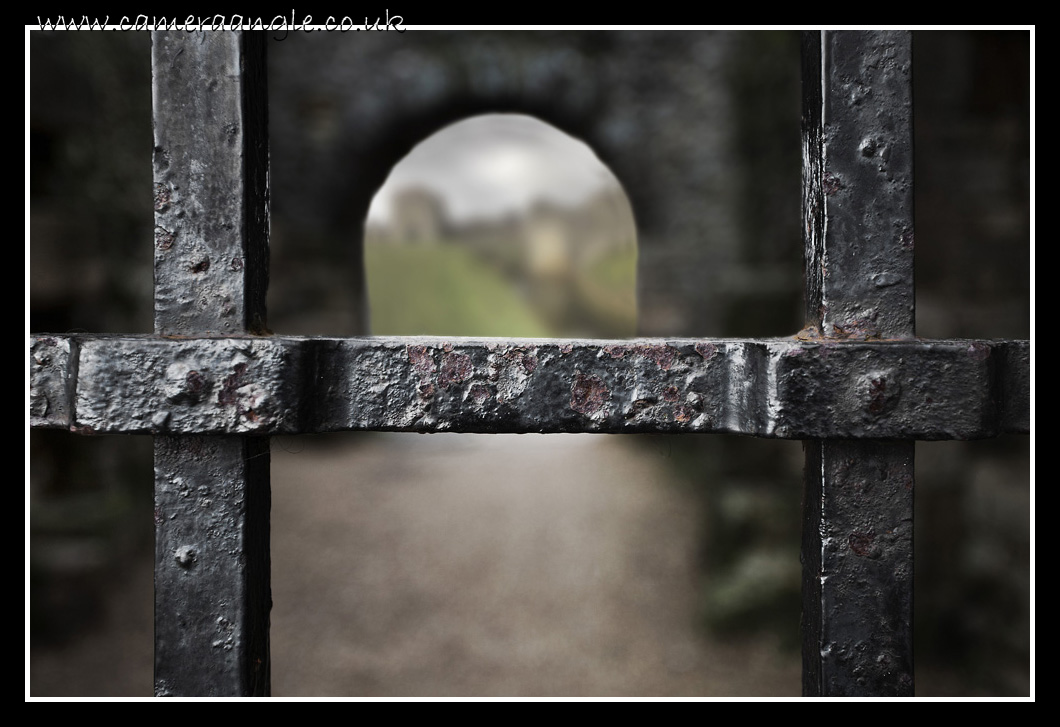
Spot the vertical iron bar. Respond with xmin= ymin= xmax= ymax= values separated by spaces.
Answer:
xmin=801 ymin=30 xmax=915 ymax=696
xmin=151 ymin=31 xmax=271 ymax=697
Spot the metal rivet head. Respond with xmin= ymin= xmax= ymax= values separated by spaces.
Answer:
xmin=174 ymin=546 xmax=196 ymax=568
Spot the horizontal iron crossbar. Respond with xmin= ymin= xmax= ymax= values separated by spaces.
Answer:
xmin=31 ymin=334 xmax=1029 ymax=439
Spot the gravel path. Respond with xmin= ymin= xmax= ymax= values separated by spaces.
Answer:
xmin=269 ymin=433 xmax=798 ymax=697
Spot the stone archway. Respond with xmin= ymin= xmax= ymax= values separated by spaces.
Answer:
xmin=268 ymin=31 xmax=802 ymax=337
xmin=262 ymin=33 xmax=807 ymax=696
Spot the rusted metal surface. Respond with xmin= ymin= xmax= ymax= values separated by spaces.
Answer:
xmin=28 ymin=336 xmax=73 ymax=430
xmin=152 ymin=32 xmax=270 ymax=336
xmin=153 ymin=435 xmax=271 ymax=697
xmin=802 ymin=440 xmax=915 ymax=696
xmin=150 ymin=30 xmax=271 ymax=697
xmin=801 ymin=30 xmax=915 ymax=696
xmin=802 ymin=31 xmax=914 ymax=342
xmin=30 ymin=334 xmax=1028 ymax=440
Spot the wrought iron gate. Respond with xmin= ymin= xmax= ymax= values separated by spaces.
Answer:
xmin=29 ymin=29 xmax=1030 ymax=697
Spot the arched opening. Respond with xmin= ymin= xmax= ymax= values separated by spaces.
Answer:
xmin=266 ymin=114 xmax=802 ymax=695
xmin=363 ymin=113 xmax=637 ymax=339
xmin=264 ymin=41 xmax=812 ymax=697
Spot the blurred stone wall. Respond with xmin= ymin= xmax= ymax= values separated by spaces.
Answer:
xmin=266 ymin=30 xmax=803 ymax=338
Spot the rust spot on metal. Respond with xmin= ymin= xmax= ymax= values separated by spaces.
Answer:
xmin=190 ymin=257 xmax=211 ymax=274
xmin=559 ymin=343 xmax=573 ymax=355
xmin=832 ymin=318 xmax=880 ymax=340
xmin=644 ymin=345 xmax=676 ymax=370
xmin=501 ymin=347 xmax=538 ymax=374
xmin=468 ymin=383 xmax=491 ymax=406
xmin=185 ymin=370 xmax=207 ymax=397
xmin=899 ymin=227 xmax=914 ymax=250
xmin=570 ymin=372 xmax=609 ymax=416
xmin=663 ymin=386 xmax=679 ymax=403
xmin=630 ymin=398 xmax=653 ymax=415
xmin=230 ymin=256 xmax=244 ymax=271
xmin=695 ymin=342 xmax=717 ymax=360
xmin=966 ymin=342 xmax=991 ymax=361
xmin=440 ymin=350 xmax=473 ymax=388
xmin=155 ymin=226 xmax=175 ymax=250
xmin=823 ymin=173 xmax=843 ymax=195
xmin=417 ymin=382 xmax=435 ymax=399
xmin=862 ymin=373 xmax=901 ymax=416
xmin=867 ymin=377 xmax=889 ymax=414
xmin=218 ymin=363 xmax=248 ymax=406
xmin=154 ymin=183 xmax=171 ymax=212
xmin=607 ymin=344 xmax=663 ymax=365
xmin=848 ymin=532 xmax=877 ymax=558
xmin=407 ymin=345 xmax=436 ymax=376
xmin=674 ymin=404 xmax=694 ymax=423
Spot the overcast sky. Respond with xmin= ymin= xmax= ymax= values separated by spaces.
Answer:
xmin=366 ymin=114 xmax=620 ymax=225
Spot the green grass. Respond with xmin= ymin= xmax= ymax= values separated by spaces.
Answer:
xmin=365 ymin=243 xmax=554 ymax=337
xmin=577 ymin=247 xmax=638 ymax=336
